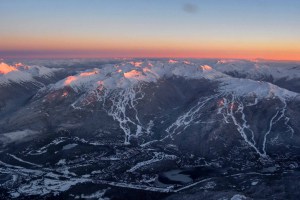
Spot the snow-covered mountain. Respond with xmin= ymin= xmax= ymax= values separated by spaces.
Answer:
xmin=0 ymin=59 xmax=299 ymax=199
xmin=0 ymin=62 xmax=65 ymax=118
xmin=40 ymin=59 xmax=298 ymax=101
xmin=210 ymin=59 xmax=300 ymax=93
xmin=0 ymin=62 xmax=62 ymax=86
xmin=214 ymin=59 xmax=300 ymax=81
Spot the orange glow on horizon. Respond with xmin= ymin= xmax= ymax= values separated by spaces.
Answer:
xmin=1 ymin=49 xmax=299 ymax=61
xmin=1 ymin=33 xmax=299 ymax=61
xmin=2 ymin=45 xmax=299 ymax=61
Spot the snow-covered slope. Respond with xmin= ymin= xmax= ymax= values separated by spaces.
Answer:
xmin=30 ymin=59 xmax=298 ymax=147
xmin=212 ymin=59 xmax=300 ymax=81
xmin=0 ymin=62 xmax=65 ymax=118
xmin=0 ymin=130 xmax=40 ymax=146
xmin=0 ymin=62 xmax=62 ymax=86
xmin=50 ymin=60 xmax=223 ymax=91
xmin=219 ymin=78 xmax=298 ymax=101
xmin=46 ymin=60 xmax=299 ymax=102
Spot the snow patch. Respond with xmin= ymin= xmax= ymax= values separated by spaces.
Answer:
xmin=231 ymin=194 xmax=247 ymax=200
xmin=62 ymin=143 xmax=78 ymax=150
xmin=0 ymin=130 xmax=40 ymax=145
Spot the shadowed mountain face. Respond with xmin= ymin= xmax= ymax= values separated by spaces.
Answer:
xmin=0 ymin=59 xmax=299 ymax=199
xmin=0 ymin=62 xmax=68 ymax=118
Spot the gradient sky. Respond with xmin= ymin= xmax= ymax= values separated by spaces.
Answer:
xmin=0 ymin=0 xmax=299 ymax=60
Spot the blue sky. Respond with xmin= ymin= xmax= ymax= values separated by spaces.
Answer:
xmin=0 ymin=0 xmax=299 ymax=59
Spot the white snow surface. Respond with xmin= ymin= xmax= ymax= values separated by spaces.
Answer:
xmin=50 ymin=59 xmax=299 ymax=101
xmin=0 ymin=130 xmax=40 ymax=145
xmin=219 ymin=77 xmax=298 ymax=101
xmin=214 ymin=59 xmax=300 ymax=81
xmin=230 ymin=194 xmax=247 ymax=200
xmin=51 ymin=60 xmax=223 ymax=92
xmin=0 ymin=62 xmax=61 ymax=86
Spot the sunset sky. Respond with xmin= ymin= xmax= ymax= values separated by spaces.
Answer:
xmin=0 ymin=0 xmax=299 ymax=60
